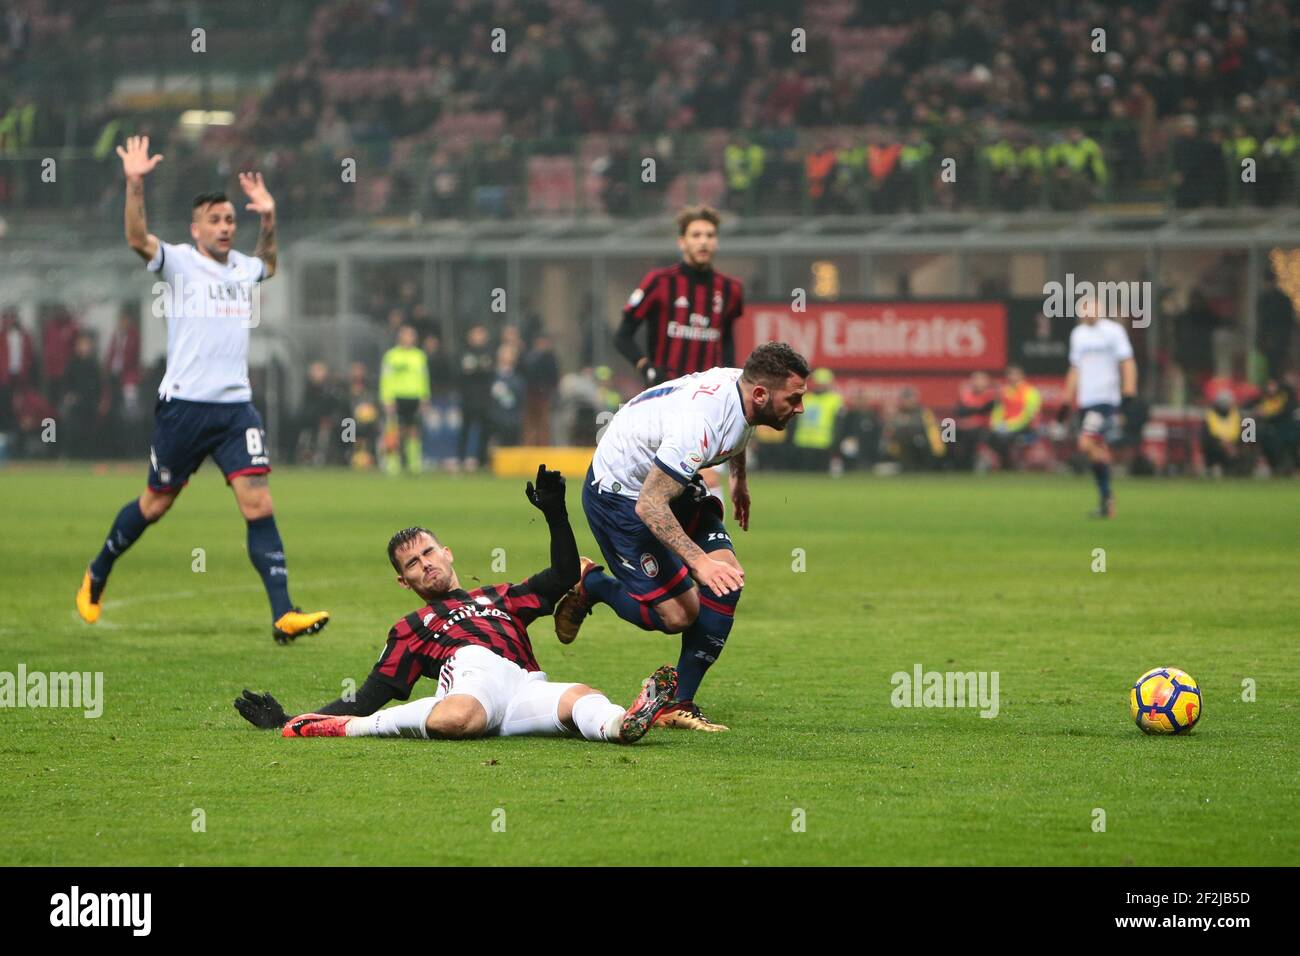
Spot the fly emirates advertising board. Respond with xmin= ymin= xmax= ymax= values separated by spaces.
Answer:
xmin=737 ymin=300 xmax=1066 ymax=408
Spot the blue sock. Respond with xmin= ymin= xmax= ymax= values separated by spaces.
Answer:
xmin=584 ymin=569 xmax=667 ymax=632
xmin=676 ymin=586 xmax=741 ymax=702
xmin=89 ymin=499 xmax=152 ymax=591
xmin=246 ymin=515 xmax=293 ymax=619
xmin=1092 ymin=462 xmax=1112 ymax=503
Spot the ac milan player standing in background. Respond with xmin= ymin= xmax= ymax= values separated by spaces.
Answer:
xmin=615 ymin=205 xmax=745 ymax=495
xmin=616 ymin=205 xmax=744 ymax=387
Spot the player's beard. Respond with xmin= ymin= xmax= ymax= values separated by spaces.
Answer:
xmin=753 ymin=402 xmax=790 ymax=430
xmin=414 ymin=570 xmax=455 ymax=601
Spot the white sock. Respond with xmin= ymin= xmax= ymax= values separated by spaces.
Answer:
xmin=570 ymin=693 xmax=626 ymax=743
xmin=347 ymin=697 xmax=437 ymax=739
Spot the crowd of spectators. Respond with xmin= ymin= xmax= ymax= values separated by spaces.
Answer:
xmin=0 ymin=304 xmax=145 ymax=461
xmin=3 ymin=291 xmax=1295 ymax=477
xmin=751 ymin=360 xmax=1300 ymax=479
xmin=290 ymin=317 xmax=609 ymax=472
xmin=5 ymin=0 xmax=1300 ymax=218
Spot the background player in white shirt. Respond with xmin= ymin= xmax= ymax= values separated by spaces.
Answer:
xmin=76 ymin=136 xmax=329 ymax=643
xmin=1062 ymin=298 xmax=1138 ymax=518
xmin=553 ymin=342 xmax=809 ymax=731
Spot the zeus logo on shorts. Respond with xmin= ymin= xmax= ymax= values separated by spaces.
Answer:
xmin=706 ymin=531 xmax=731 ymax=543
xmin=640 ymin=553 xmax=660 ymax=577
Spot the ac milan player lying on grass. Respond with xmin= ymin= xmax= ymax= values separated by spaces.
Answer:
xmin=233 ymin=466 xmax=676 ymax=744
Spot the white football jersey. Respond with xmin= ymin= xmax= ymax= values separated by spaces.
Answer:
xmin=147 ymin=241 xmax=266 ymax=403
xmin=591 ymin=367 xmax=754 ymax=499
xmin=1069 ymin=318 xmax=1133 ymax=408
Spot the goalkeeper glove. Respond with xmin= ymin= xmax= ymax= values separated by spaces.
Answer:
xmin=234 ymin=689 xmax=290 ymax=730
xmin=525 ymin=463 xmax=567 ymax=517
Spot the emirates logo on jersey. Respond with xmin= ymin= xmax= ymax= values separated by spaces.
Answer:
xmin=667 ymin=319 xmax=721 ymax=342
xmin=436 ymin=604 xmax=510 ymax=634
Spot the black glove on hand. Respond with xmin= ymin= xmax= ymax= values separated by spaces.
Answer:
xmin=234 ymin=689 xmax=290 ymax=730
xmin=684 ymin=474 xmax=711 ymax=503
xmin=525 ymin=463 xmax=567 ymax=517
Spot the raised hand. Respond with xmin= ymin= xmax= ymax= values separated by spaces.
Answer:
xmin=115 ymin=135 xmax=164 ymax=180
xmin=239 ymin=171 xmax=276 ymax=216
xmin=525 ymin=463 xmax=567 ymax=516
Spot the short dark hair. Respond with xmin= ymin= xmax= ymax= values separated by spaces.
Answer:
xmin=742 ymin=341 xmax=810 ymax=388
xmin=387 ymin=527 xmax=439 ymax=571
xmin=192 ymin=191 xmax=230 ymax=213
xmin=676 ymin=204 xmax=720 ymax=235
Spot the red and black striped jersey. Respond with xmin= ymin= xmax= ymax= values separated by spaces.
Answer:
xmin=369 ymin=582 xmax=551 ymax=700
xmin=623 ymin=262 xmax=744 ymax=378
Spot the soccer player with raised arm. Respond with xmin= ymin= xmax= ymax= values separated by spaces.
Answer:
xmin=1061 ymin=298 xmax=1138 ymax=518
xmin=233 ymin=467 xmax=677 ymax=744
xmin=552 ymin=342 xmax=809 ymax=732
xmin=75 ymin=135 xmax=329 ymax=643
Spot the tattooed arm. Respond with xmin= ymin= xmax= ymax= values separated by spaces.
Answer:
xmin=635 ymin=465 xmax=745 ymax=596
xmin=115 ymin=135 xmax=162 ymax=262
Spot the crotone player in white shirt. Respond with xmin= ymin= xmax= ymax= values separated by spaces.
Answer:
xmin=76 ymin=135 xmax=329 ymax=644
xmin=1063 ymin=297 xmax=1138 ymax=518
xmin=553 ymin=342 xmax=809 ymax=732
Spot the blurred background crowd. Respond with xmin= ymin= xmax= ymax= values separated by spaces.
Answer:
xmin=5 ymin=0 xmax=1300 ymax=217
xmin=6 ymin=295 xmax=1296 ymax=478
xmin=3 ymin=0 xmax=1299 ymax=477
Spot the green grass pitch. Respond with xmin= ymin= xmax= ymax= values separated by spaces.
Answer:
xmin=2 ymin=466 xmax=1296 ymax=865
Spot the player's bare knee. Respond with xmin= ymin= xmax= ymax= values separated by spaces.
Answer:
xmin=710 ymin=549 xmax=741 ymax=570
xmin=240 ymin=498 xmax=274 ymax=521
xmin=236 ymin=489 xmax=273 ymax=520
xmin=557 ymin=684 xmax=596 ymax=726
xmin=427 ymin=696 xmax=487 ymax=738
xmin=137 ymin=489 xmax=176 ymax=522
xmin=563 ymin=684 xmax=595 ymax=702
xmin=657 ymin=594 xmax=697 ymax=633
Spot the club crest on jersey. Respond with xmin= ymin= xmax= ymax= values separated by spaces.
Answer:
xmin=640 ymin=553 xmax=660 ymax=577
xmin=474 ymin=596 xmax=493 ymax=606
xmin=713 ymin=290 xmax=723 ymax=313
xmin=674 ymin=296 xmax=690 ymax=308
